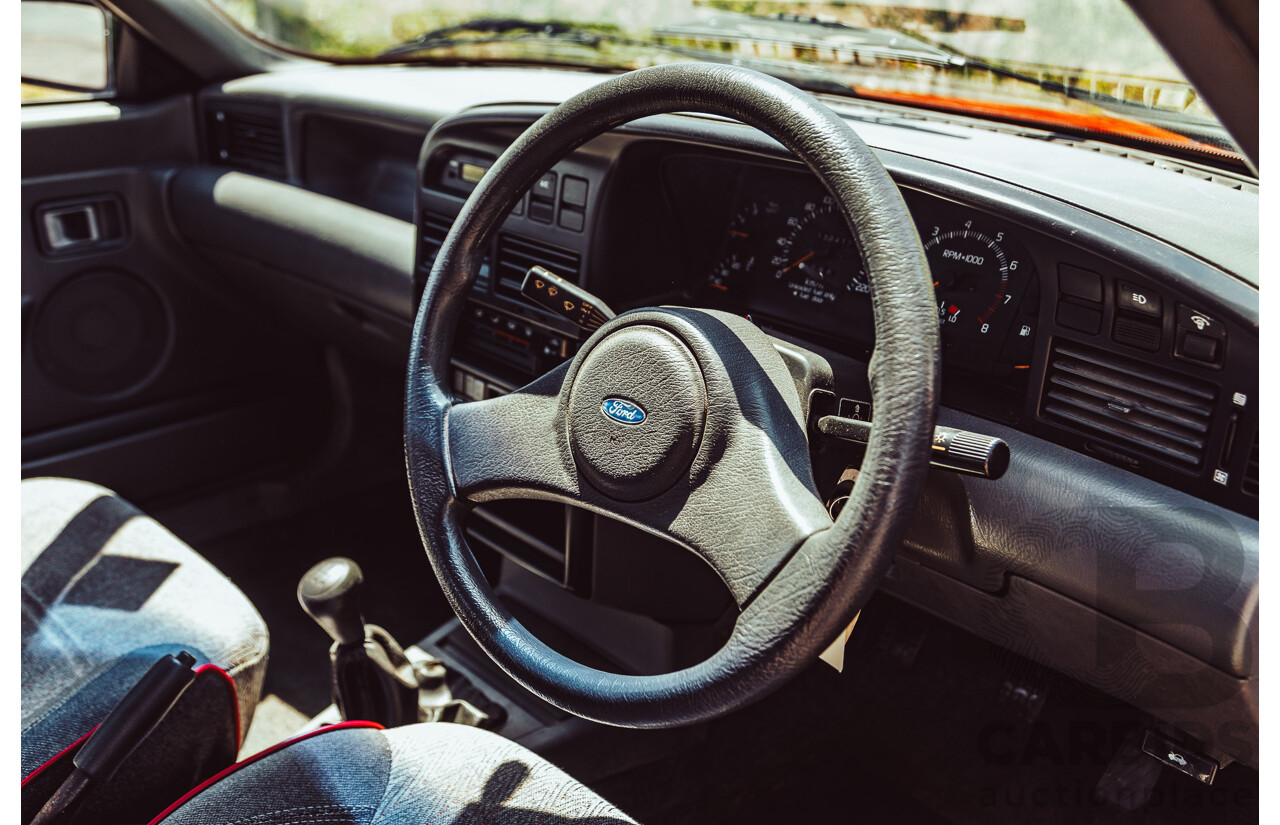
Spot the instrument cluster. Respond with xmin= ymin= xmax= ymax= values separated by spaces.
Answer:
xmin=695 ymin=163 xmax=1041 ymax=379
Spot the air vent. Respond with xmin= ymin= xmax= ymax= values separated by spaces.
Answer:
xmin=419 ymin=211 xmax=489 ymax=289
xmin=1243 ymin=432 xmax=1259 ymax=496
xmin=419 ymin=211 xmax=452 ymax=271
xmin=494 ymin=234 xmax=580 ymax=301
xmin=1042 ymin=341 xmax=1217 ymax=470
xmin=206 ymin=101 xmax=286 ymax=178
xmin=465 ymin=500 xmax=567 ymax=586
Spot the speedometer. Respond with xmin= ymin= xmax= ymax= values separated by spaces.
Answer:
xmin=770 ymin=198 xmax=868 ymax=305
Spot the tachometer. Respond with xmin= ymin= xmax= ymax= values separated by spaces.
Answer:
xmin=918 ymin=213 xmax=1039 ymax=379
xmin=924 ymin=225 xmax=1017 ymax=339
xmin=770 ymin=198 xmax=868 ymax=305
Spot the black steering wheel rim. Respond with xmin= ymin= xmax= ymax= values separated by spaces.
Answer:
xmin=406 ymin=63 xmax=940 ymax=728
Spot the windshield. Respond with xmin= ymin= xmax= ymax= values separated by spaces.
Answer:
xmin=210 ymin=0 xmax=1240 ymax=159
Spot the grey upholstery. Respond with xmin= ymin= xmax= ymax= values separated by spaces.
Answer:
xmin=156 ymin=722 xmax=637 ymax=824
xmin=20 ymin=477 xmax=269 ymax=777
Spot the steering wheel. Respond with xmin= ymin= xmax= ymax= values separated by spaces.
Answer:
xmin=406 ymin=63 xmax=939 ymax=729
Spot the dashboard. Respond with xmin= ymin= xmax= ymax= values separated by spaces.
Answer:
xmin=172 ymin=66 xmax=1258 ymax=766
xmin=412 ymin=118 xmax=1257 ymax=518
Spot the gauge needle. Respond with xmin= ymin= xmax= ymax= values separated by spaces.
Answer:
xmin=784 ymin=251 xmax=815 ymax=272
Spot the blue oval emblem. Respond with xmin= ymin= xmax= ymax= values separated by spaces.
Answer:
xmin=601 ymin=398 xmax=646 ymax=425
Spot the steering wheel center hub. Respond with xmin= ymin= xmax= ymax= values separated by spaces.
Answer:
xmin=566 ymin=323 xmax=707 ymax=501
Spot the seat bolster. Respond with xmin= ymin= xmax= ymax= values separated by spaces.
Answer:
xmin=376 ymin=723 xmax=638 ymax=824
xmin=152 ymin=722 xmax=637 ymax=825
xmin=21 ymin=478 xmax=115 ymax=572
xmin=151 ymin=723 xmax=391 ymax=825
xmin=21 ymin=478 xmax=269 ymax=754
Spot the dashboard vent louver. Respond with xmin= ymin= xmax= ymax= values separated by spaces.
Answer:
xmin=465 ymin=502 xmax=567 ymax=587
xmin=494 ymin=234 xmax=581 ymax=300
xmin=419 ymin=210 xmax=453 ymax=269
xmin=1042 ymin=341 xmax=1217 ymax=470
xmin=419 ymin=211 xmax=488 ymax=288
xmin=206 ymin=102 xmax=286 ymax=178
xmin=1243 ymin=432 xmax=1259 ymax=496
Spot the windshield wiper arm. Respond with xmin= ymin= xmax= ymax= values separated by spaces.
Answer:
xmin=376 ymin=16 xmax=856 ymax=96
xmin=379 ymin=18 xmax=607 ymax=59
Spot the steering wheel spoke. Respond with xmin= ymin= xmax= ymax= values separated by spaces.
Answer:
xmin=447 ymin=363 xmax=581 ymax=504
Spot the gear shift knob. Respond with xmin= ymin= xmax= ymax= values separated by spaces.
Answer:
xmin=298 ymin=557 xmax=367 ymax=646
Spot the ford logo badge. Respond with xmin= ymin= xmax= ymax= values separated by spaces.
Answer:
xmin=601 ymin=398 xmax=646 ymax=425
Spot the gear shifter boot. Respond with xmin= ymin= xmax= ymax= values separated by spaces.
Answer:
xmin=298 ymin=557 xmax=503 ymax=729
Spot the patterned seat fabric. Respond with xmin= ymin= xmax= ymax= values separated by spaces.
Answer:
xmin=153 ymin=722 xmax=637 ymax=825
xmin=21 ymin=477 xmax=269 ymax=779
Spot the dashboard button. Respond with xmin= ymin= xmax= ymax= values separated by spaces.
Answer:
xmin=1056 ymin=302 xmax=1101 ymax=334
xmin=1113 ymin=315 xmax=1161 ymax=351
xmin=1116 ymin=281 xmax=1162 ymax=318
xmin=528 ymin=199 xmax=554 ymax=224
xmin=1180 ymin=332 xmax=1220 ymax=363
xmin=1175 ymin=303 xmax=1225 ymax=339
xmin=1058 ymin=264 xmax=1102 ymax=303
xmin=562 ymin=176 xmax=589 ymax=208
xmin=558 ymin=207 xmax=585 ymax=232
xmin=532 ymin=172 xmax=558 ymax=202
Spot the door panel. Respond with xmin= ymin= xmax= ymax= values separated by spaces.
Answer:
xmin=22 ymin=98 xmax=326 ymax=508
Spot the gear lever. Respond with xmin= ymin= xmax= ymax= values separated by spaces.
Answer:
xmin=298 ymin=557 xmax=502 ymax=729
xmin=299 ymin=557 xmax=417 ymax=727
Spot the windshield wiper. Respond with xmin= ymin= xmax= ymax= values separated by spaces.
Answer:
xmin=378 ymin=19 xmax=603 ymax=59
xmin=376 ymin=17 xmax=856 ymax=96
xmin=704 ymin=12 xmax=1229 ymax=147
xmin=902 ymin=31 xmax=1232 ymax=146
